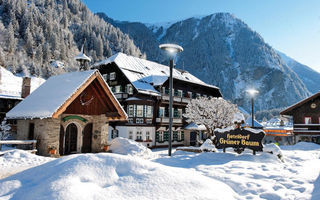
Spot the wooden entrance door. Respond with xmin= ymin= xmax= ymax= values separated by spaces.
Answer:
xmin=82 ymin=123 xmax=92 ymax=153
xmin=65 ymin=123 xmax=78 ymax=154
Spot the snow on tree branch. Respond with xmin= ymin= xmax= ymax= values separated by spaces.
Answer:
xmin=0 ymin=119 xmax=11 ymax=140
xmin=183 ymin=97 xmax=239 ymax=135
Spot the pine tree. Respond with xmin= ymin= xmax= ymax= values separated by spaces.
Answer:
xmin=7 ymin=22 xmax=16 ymax=53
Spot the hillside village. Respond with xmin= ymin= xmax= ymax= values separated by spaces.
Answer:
xmin=0 ymin=0 xmax=320 ymax=199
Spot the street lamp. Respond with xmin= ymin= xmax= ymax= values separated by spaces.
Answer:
xmin=246 ymin=89 xmax=259 ymax=128
xmin=159 ymin=43 xmax=183 ymax=156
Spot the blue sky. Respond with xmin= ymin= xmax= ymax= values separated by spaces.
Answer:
xmin=82 ymin=0 xmax=320 ymax=72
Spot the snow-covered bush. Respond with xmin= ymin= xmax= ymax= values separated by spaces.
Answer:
xmin=184 ymin=97 xmax=239 ymax=135
xmin=200 ymin=139 xmax=217 ymax=152
xmin=264 ymin=143 xmax=283 ymax=161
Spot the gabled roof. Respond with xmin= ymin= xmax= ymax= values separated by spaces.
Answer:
xmin=0 ymin=67 xmax=45 ymax=100
xmin=280 ymin=91 xmax=320 ymax=115
xmin=93 ymin=52 xmax=220 ymax=96
xmin=6 ymin=70 xmax=127 ymax=120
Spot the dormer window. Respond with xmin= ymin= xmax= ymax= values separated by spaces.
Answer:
xmin=110 ymin=72 xmax=116 ymax=80
xmin=102 ymin=74 xmax=108 ymax=81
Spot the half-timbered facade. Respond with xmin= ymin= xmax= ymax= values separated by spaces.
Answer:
xmin=6 ymin=70 xmax=127 ymax=156
xmin=93 ymin=52 xmax=222 ymax=147
xmin=280 ymin=91 xmax=320 ymax=144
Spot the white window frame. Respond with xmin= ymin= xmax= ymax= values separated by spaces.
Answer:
xmin=129 ymin=131 xmax=133 ymax=140
xmin=102 ymin=74 xmax=108 ymax=81
xmin=147 ymin=106 xmax=153 ymax=118
xmin=115 ymin=85 xmax=121 ymax=93
xmin=188 ymin=91 xmax=192 ymax=98
xmin=177 ymin=90 xmax=183 ymax=97
xmin=110 ymin=72 xmax=116 ymax=80
xmin=304 ymin=117 xmax=312 ymax=124
xmin=127 ymin=105 xmax=134 ymax=117
xmin=126 ymin=84 xmax=133 ymax=94
xmin=128 ymin=118 xmax=133 ymax=124
xmin=136 ymin=131 xmax=142 ymax=140
xmin=146 ymin=131 xmax=150 ymax=140
xmin=136 ymin=105 xmax=144 ymax=117
xmin=159 ymin=132 xmax=164 ymax=142
xmin=159 ymin=107 xmax=165 ymax=117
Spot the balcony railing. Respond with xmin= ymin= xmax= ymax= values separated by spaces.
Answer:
xmin=114 ymin=92 xmax=129 ymax=100
xmin=158 ymin=95 xmax=191 ymax=104
xmin=293 ymin=124 xmax=320 ymax=134
xmin=156 ymin=117 xmax=183 ymax=124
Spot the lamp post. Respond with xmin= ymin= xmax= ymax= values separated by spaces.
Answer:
xmin=159 ymin=43 xmax=183 ymax=156
xmin=246 ymin=89 xmax=259 ymax=128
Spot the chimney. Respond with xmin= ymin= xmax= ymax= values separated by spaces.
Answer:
xmin=21 ymin=77 xmax=31 ymax=98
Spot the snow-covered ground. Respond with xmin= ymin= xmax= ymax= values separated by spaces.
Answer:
xmin=0 ymin=142 xmax=320 ymax=200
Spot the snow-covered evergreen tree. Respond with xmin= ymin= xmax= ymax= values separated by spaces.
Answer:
xmin=0 ymin=119 xmax=11 ymax=140
xmin=183 ymin=97 xmax=239 ymax=135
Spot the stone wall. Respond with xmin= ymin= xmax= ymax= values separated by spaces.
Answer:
xmin=16 ymin=114 xmax=110 ymax=156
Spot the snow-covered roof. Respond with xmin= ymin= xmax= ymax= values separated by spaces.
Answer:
xmin=93 ymin=52 xmax=219 ymax=96
xmin=0 ymin=67 xmax=45 ymax=100
xmin=75 ymin=52 xmax=91 ymax=62
xmin=185 ymin=122 xmax=207 ymax=131
xmin=6 ymin=70 xmax=99 ymax=119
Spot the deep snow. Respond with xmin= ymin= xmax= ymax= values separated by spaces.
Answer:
xmin=0 ymin=142 xmax=320 ymax=200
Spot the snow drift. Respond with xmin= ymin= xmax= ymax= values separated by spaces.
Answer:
xmin=109 ymin=137 xmax=153 ymax=159
xmin=0 ymin=153 xmax=238 ymax=200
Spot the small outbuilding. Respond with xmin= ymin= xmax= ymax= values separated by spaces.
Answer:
xmin=6 ymin=70 xmax=127 ymax=156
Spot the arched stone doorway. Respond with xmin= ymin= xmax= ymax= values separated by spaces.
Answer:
xmin=65 ymin=123 xmax=78 ymax=155
xmin=82 ymin=123 xmax=93 ymax=153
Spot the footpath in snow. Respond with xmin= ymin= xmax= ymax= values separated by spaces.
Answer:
xmin=0 ymin=140 xmax=320 ymax=200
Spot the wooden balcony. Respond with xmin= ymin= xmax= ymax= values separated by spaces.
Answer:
xmin=293 ymin=124 xmax=320 ymax=135
xmin=114 ymin=92 xmax=129 ymax=100
xmin=158 ymin=95 xmax=191 ymax=104
xmin=156 ymin=117 xmax=183 ymax=124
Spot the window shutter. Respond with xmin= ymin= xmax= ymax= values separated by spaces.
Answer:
xmin=181 ymin=131 xmax=184 ymax=141
xmin=156 ymin=132 xmax=159 ymax=142
xmin=164 ymin=131 xmax=169 ymax=141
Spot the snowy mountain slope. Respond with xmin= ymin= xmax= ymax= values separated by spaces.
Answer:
xmin=98 ymin=13 xmax=311 ymax=111
xmin=277 ymin=51 xmax=320 ymax=94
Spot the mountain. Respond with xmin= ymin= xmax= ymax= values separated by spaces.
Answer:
xmin=0 ymin=0 xmax=142 ymax=78
xmin=97 ymin=12 xmax=311 ymax=111
xmin=277 ymin=51 xmax=320 ymax=94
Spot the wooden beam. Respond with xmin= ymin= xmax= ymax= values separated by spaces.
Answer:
xmin=89 ymin=83 xmax=109 ymax=111
xmin=96 ymin=75 xmax=127 ymax=121
xmin=52 ymin=73 xmax=97 ymax=118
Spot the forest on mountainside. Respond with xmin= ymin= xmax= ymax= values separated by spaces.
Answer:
xmin=0 ymin=0 xmax=143 ymax=78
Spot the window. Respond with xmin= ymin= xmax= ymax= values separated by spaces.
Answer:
xmin=111 ymin=129 xmax=119 ymax=139
xmin=102 ymin=74 xmax=108 ymax=81
xmin=137 ymin=105 xmax=144 ymax=117
xmin=127 ymin=105 xmax=134 ymax=117
xmin=304 ymin=117 xmax=312 ymax=124
xmin=129 ymin=131 xmax=133 ymax=140
xmin=156 ymin=131 xmax=164 ymax=142
xmin=158 ymin=107 xmax=165 ymax=117
xmin=110 ymin=72 xmax=116 ymax=80
xmin=173 ymin=131 xmax=178 ymax=141
xmin=196 ymin=93 xmax=201 ymax=98
xmin=146 ymin=119 xmax=152 ymax=124
xmin=177 ymin=90 xmax=183 ymax=97
xmin=128 ymin=118 xmax=133 ymax=124
xmin=126 ymin=84 xmax=133 ymax=94
xmin=147 ymin=106 xmax=153 ymax=118
xmin=174 ymin=108 xmax=179 ymax=118
xmin=136 ymin=131 xmax=142 ymax=141
xmin=146 ymin=131 xmax=150 ymax=141
xmin=188 ymin=91 xmax=192 ymax=98
xmin=115 ymin=85 xmax=121 ymax=93
xmin=110 ymin=86 xmax=115 ymax=93
xmin=178 ymin=131 xmax=182 ymax=141
xmin=136 ymin=118 xmax=144 ymax=124
xmin=162 ymin=87 xmax=166 ymax=95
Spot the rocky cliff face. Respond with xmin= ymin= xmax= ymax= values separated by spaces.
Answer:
xmin=98 ymin=12 xmax=312 ymax=111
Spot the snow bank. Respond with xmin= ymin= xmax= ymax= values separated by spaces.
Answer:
xmin=233 ymin=112 xmax=245 ymax=124
xmin=263 ymin=143 xmax=283 ymax=160
xmin=0 ymin=149 xmax=53 ymax=179
xmin=200 ymin=139 xmax=217 ymax=152
xmin=0 ymin=153 xmax=238 ymax=200
xmin=110 ymin=137 xmax=153 ymax=159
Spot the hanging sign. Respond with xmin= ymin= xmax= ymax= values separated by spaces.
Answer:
xmin=214 ymin=128 xmax=265 ymax=153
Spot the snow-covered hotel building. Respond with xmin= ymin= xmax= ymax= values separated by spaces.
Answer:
xmin=93 ymin=53 xmax=222 ymax=148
